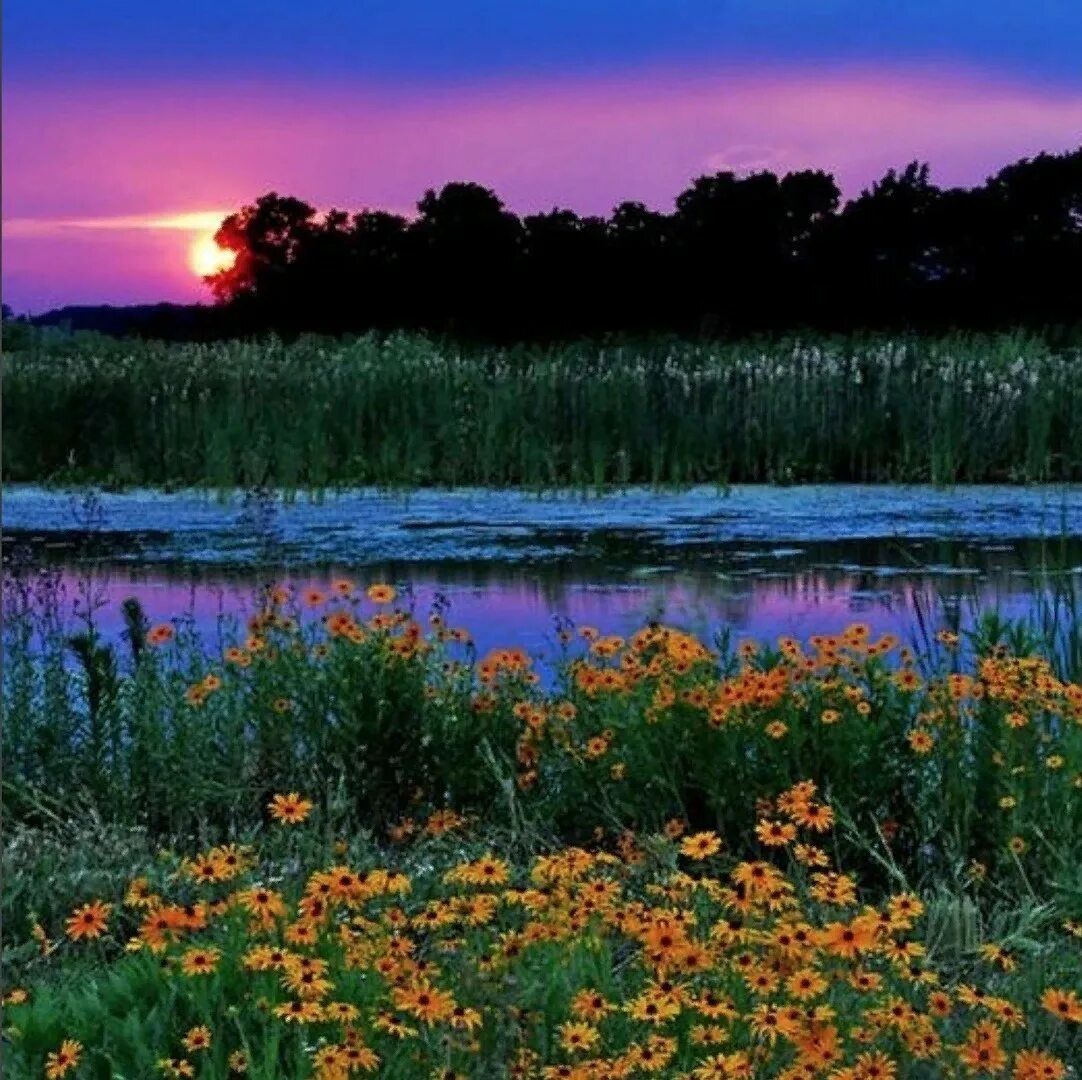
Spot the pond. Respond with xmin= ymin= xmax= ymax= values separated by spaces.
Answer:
xmin=4 ymin=484 xmax=1081 ymax=664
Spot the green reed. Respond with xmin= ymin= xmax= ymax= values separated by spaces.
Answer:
xmin=3 ymin=331 xmax=1080 ymax=489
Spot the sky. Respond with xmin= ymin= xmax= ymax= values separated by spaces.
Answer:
xmin=4 ymin=1 xmax=1082 ymax=313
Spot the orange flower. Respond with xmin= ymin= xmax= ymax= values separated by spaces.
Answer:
xmin=180 ymin=946 xmax=221 ymax=976
xmin=1013 ymin=1050 xmax=1066 ymax=1080
xmin=680 ymin=831 xmax=722 ymax=860
xmin=182 ymin=1026 xmax=212 ymax=1052
xmin=755 ymin=819 xmax=797 ymax=847
xmin=907 ymin=729 xmax=934 ymax=754
xmin=237 ymin=886 xmax=288 ymax=923
xmin=147 ymin=623 xmax=175 ymax=646
xmin=65 ymin=900 xmax=112 ymax=941
xmin=818 ymin=918 xmax=877 ymax=959
xmin=268 ymin=792 xmax=313 ymax=825
xmin=367 ymin=583 xmax=397 ymax=604
xmin=392 ymin=980 xmax=456 ymax=1023
xmin=45 ymin=1040 xmax=82 ymax=1079
xmin=1041 ymin=988 xmax=1082 ymax=1023
xmin=893 ymin=669 xmax=923 ymax=692
xmin=790 ymin=801 xmax=835 ymax=833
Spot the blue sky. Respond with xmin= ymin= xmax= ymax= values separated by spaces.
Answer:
xmin=7 ymin=1 xmax=1082 ymax=88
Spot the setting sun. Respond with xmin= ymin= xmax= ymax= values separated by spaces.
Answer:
xmin=188 ymin=232 xmax=236 ymax=277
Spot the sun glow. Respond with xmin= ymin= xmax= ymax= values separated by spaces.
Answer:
xmin=189 ymin=232 xmax=236 ymax=277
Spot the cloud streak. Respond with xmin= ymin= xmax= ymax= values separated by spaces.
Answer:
xmin=4 ymin=211 xmax=232 ymax=238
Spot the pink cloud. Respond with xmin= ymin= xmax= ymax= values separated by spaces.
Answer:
xmin=5 ymin=64 xmax=1081 ymax=309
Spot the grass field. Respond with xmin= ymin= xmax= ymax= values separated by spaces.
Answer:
xmin=3 ymin=331 xmax=1080 ymax=489
xmin=3 ymin=579 xmax=1081 ymax=1077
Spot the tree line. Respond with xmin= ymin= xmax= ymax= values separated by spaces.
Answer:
xmin=203 ymin=146 xmax=1081 ymax=340
xmin=15 ymin=146 xmax=1079 ymax=343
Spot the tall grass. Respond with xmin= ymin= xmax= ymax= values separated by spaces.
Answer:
xmin=910 ymin=530 xmax=1082 ymax=684
xmin=4 ymin=331 xmax=1080 ymax=488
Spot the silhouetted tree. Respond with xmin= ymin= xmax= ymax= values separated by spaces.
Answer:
xmin=980 ymin=151 xmax=1082 ymax=324
xmin=350 ymin=210 xmax=412 ymax=329
xmin=209 ymin=193 xmax=319 ymax=331
xmin=411 ymin=182 xmax=522 ymax=334
xmin=608 ymin=201 xmax=673 ymax=329
xmin=188 ymin=145 xmax=1081 ymax=342
xmin=818 ymin=163 xmax=943 ymax=324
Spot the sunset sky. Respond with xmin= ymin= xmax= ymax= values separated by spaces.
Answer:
xmin=4 ymin=1 xmax=1082 ymax=313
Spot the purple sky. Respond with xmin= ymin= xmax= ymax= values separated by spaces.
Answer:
xmin=4 ymin=1 xmax=1082 ymax=313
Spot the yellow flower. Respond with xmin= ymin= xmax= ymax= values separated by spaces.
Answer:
xmin=680 ymin=831 xmax=722 ymax=860
xmin=268 ymin=792 xmax=313 ymax=824
xmin=45 ymin=1040 xmax=82 ymax=1079
xmin=182 ymin=1026 xmax=212 ymax=1052
xmin=158 ymin=1059 xmax=195 ymax=1078
xmin=755 ymin=819 xmax=796 ymax=847
xmin=559 ymin=1021 xmax=601 ymax=1053
xmin=275 ymin=1000 xmax=324 ymax=1023
xmin=893 ymin=669 xmax=922 ymax=692
xmin=180 ymin=946 xmax=221 ymax=976
xmin=1041 ymin=988 xmax=1082 ymax=1023
xmin=907 ymin=729 xmax=934 ymax=754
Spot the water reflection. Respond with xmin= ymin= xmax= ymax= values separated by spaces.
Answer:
xmin=5 ymin=483 xmax=1079 ymax=669
xmin=6 ymin=549 xmax=1074 ymax=667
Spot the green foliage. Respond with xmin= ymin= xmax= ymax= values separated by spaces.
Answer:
xmin=3 ymin=587 xmax=1080 ymax=916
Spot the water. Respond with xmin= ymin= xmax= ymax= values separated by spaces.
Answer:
xmin=4 ymin=484 xmax=1080 ymax=664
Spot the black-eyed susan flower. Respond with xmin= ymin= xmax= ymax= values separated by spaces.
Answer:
xmin=1041 ymin=988 xmax=1082 ymax=1023
xmin=45 ymin=1040 xmax=82 ymax=1079
xmin=559 ymin=1021 xmax=600 ymax=1053
xmin=755 ymin=819 xmax=796 ymax=847
xmin=65 ymin=900 xmax=111 ymax=941
xmin=367 ymin=583 xmax=396 ymax=604
xmin=179 ymin=946 xmax=221 ymax=976
xmin=274 ymin=999 xmax=324 ymax=1023
xmin=182 ymin=1026 xmax=211 ymax=1052
xmin=908 ymin=729 xmax=934 ymax=753
xmin=268 ymin=792 xmax=313 ymax=824
xmin=680 ymin=831 xmax=722 ymax=860
xmin=158 ymin=1059 xmax=195 ymax=1078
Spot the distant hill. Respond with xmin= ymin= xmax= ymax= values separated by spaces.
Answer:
xmin=30 ymin=302 xmax=223 ymax=339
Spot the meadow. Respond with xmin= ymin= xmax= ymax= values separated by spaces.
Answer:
xmin=3 ymin=579 xmax=1081 ymax=1077
xmin=3 ymin=331 xmax=1081 ymax=489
